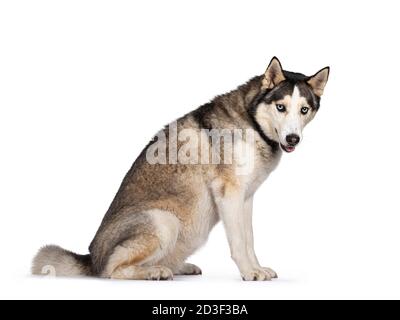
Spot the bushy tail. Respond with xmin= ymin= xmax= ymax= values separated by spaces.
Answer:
xmin=32 ymin=245 xmax=92 ymax=277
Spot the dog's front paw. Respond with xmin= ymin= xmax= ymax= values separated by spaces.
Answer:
xmin=261 ymin=267 xmax=278 ymax=279
xmin=241 ymin=268 xmax=272 ymax=281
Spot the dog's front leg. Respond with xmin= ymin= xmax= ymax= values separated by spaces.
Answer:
xmin=214 ymin=188 xmax=272 ymax=281
xmin=244 ymin=197 xmax=278 ymax=279
xmin=244 ymin=196 xmax=259 ymax=266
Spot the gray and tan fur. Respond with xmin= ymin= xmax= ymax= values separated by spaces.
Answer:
xmin=32 ymin=57 xmax=329 ymax=281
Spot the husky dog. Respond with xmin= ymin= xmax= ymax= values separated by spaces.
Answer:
xmin=32 ymin=57 xmax=329 ymax=281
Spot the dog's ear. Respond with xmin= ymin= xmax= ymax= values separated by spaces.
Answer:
xmin=262 ymin=57 xmax=285 ymax=89
xmin=307 ymin=67 xmax=330 ymax=96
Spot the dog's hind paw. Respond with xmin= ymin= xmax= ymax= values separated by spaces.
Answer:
xmin=111 ymin=265 xmax=173 ymax=280
xmin=176 ymin=263 xmax=202 ymax=275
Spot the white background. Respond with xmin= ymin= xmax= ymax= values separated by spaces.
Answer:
xmin=1 ymin=0 xmax=400 ymax=300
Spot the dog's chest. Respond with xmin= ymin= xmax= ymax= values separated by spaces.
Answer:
xmin=244 ymin=149 xmax=281 ymax=198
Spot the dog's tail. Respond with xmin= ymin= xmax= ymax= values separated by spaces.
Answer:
xmin=32 ymin=245 xmax=92 ymax=277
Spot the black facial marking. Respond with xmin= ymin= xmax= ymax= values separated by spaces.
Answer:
xmin=283 ymin=71 xmax=320 ymax=110
xmin=262 ymin=73 xmax=320 ymax=111
xmin=248 ymin=90 xmax=280 ymax=154
xmin=263 ymin=82 xmax=294 ymax=105
xmin=297 ymin=82 xmax=320 ymax=111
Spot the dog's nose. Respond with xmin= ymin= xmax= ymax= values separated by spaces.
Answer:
xmin=286 ymin=134 xmax=300 ymax=146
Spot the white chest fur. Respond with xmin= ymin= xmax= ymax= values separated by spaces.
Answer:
xmin=234 ymin=132 xmax=282 ymax=198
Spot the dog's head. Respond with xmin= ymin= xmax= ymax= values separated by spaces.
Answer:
xmin=252 ymin=57 xmax=329 ymax=153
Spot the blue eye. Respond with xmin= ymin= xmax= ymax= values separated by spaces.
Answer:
xmin=301 ymin=106 xmax=309 ymax=115
xmin=276 ymin=104 xmax=286 ymax=112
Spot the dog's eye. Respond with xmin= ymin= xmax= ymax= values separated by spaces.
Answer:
xmin=301 ymin=106 xmax=309 ymax=115
xmin=276 ymin=104 xmax=286 ymax=112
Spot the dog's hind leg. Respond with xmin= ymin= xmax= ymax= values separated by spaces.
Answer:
xmin=102 ymin=209 xmax=180 ymax=280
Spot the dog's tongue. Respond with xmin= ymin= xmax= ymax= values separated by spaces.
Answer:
xmin=281 ymin=144 xmax=295 ymax=153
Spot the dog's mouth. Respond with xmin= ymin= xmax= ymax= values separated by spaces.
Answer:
xmin=280 ymin=144 xmax=296 ymax=153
